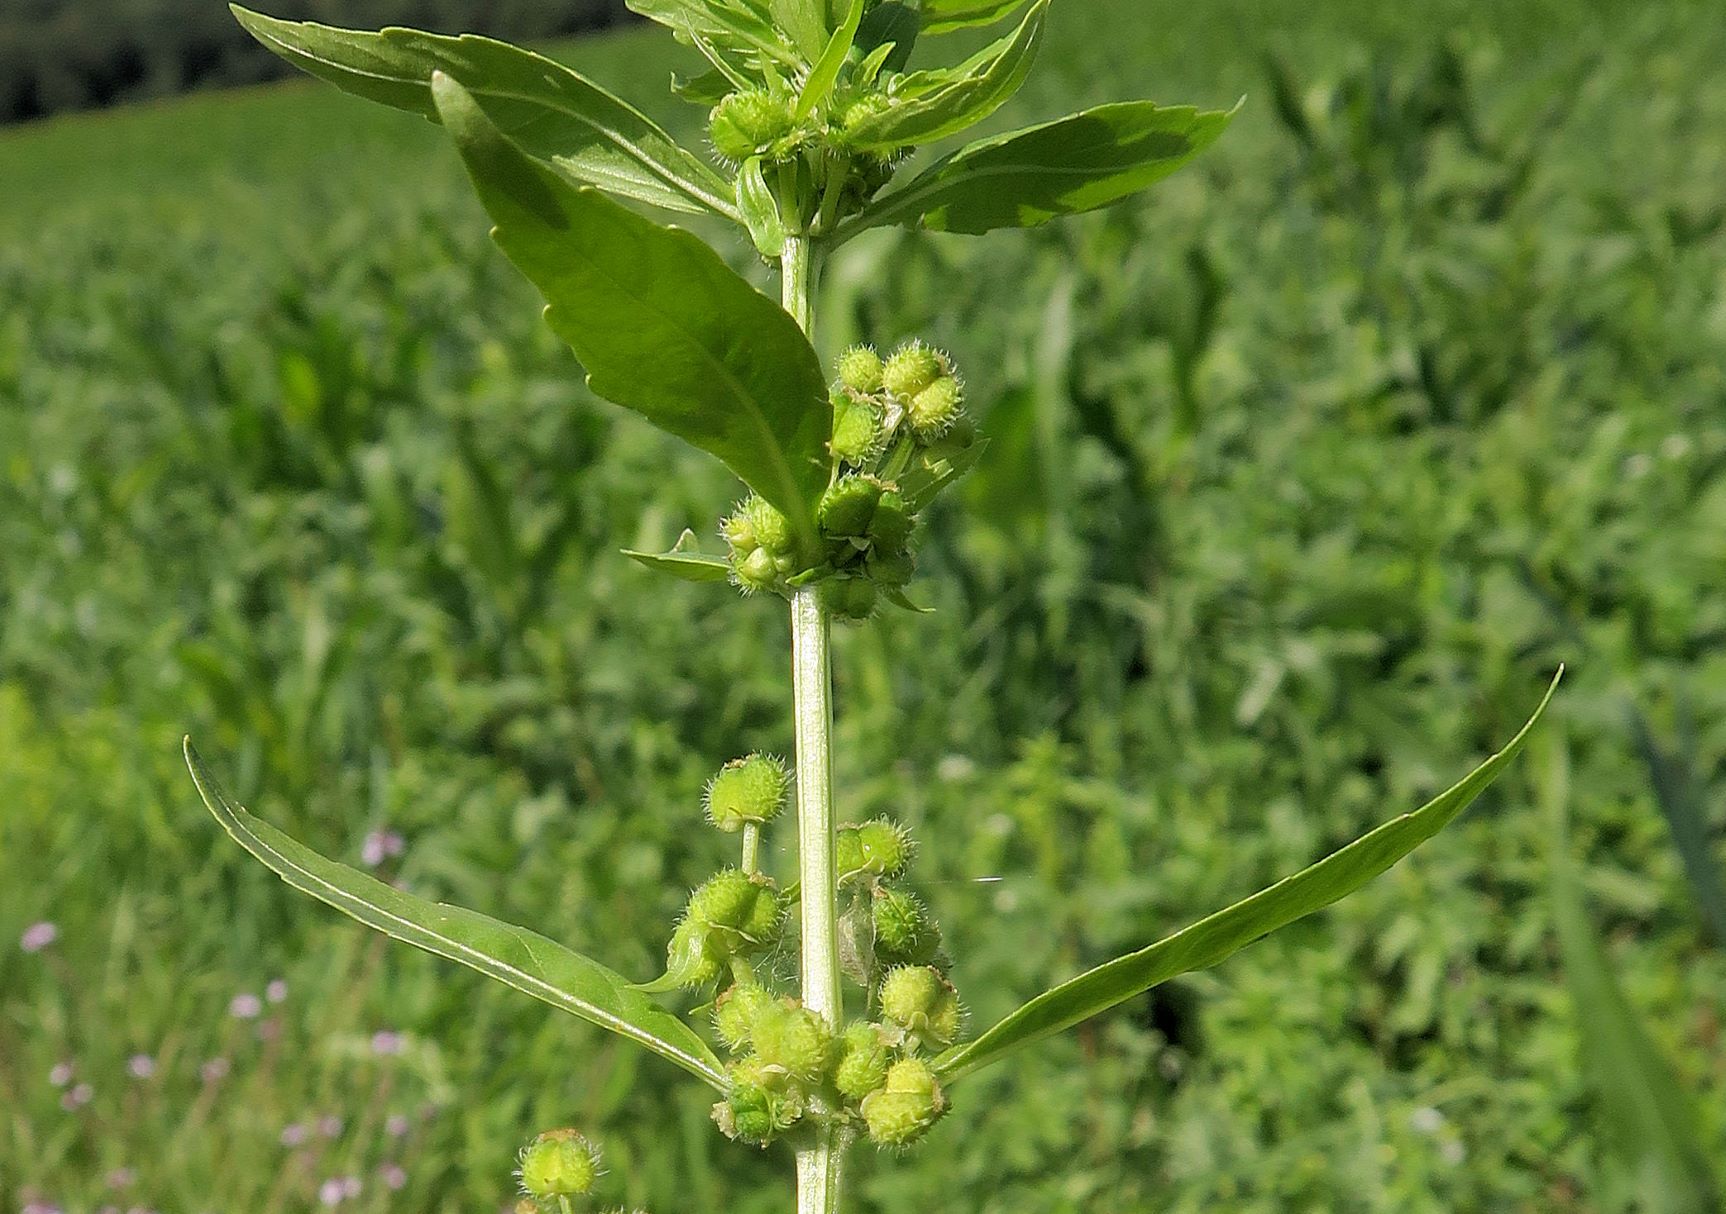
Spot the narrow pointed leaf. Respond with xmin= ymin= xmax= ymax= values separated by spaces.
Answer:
xmin=737 ymin=156 xmax=788 ymax=257
xmin=795 ymin=0 xmax=867 ymax=121
xmin=843 ymin=0 xmax=1048 ymax=150
xmin=622 ymin=548 xmax=734 ymax=582
xmin=627 ymin=0 xmax=799 ymax=66
xmin=432 ymin=75 xmax=831 ymax=539
xmin=846 ymin=100 xmax=1239 ymax=237
xmin=934 ymin=670 xmax=1563 ymax=1081
xmin=921 ymin=0 xmax=1032 ymax=34
xmin=184 ymin=740 xmax=727 ymax=1090
xmin=230 ymin=6 xmax=735 ymax=219
xmin=771 ymin=0 xmax=832 ymax=60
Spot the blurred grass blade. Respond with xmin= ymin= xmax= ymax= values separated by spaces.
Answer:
xmin=845 ymin=100 xmax=1240 ymax=237
xmin=796 ymin=0 xmax=866 ymax=121
xmin=921 ymin=0 xmax=1032 ymax=35
xmin=1544 ymin=734 xmax=1721 ymax=1211
xmin=934 ymin=669 xmax=1563 ymax=1081
xmin=842 ymin=0 xmax=1049 ymax=151
xmin=230 ymin=6 xmax=737 ymax=219
xmin=1629 ymin=706 xmax=1726 ymax=943
xmin=184 ymin=740 xmax=729 ymax=1090
xmin=432 ymin=73 xmax=831 ymax=540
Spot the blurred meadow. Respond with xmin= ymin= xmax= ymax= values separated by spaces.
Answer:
xmin=3 ymin=0 xmax=1725 ymax=1211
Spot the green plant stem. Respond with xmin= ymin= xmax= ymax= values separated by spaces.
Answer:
xmin=740 ymin=821 xmax=761 ymax=874
xmin=784 ymin=233 xmax=845 ymax=1214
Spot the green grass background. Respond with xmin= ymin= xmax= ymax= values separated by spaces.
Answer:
xmin=3 ymin=1 xmax=1724 ymax=1210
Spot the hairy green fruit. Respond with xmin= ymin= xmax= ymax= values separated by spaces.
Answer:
xmin=838 ymin=816 xmax=913 ymax=882
xmin=518 ymin=1129 xmax=601 ymax=1198
xmin=709 ymin=89 xmax=794 ymax=161
xmin=820 ymin=576 xmax=878 ymax=622
xmin=705 ymin=753 xmax=790 ymax=832
xmin=713 ymin=982 xmax=778 ymax=1053
xmin=742 ymin=494 xmax=795 ymax=556
xmin=832 ymin=393 xmax=886 ymax=466
xmin=721 ymin=509 xmax=759 ymax=555
xmin=717 ymin=1057 xmax=804 ymax=1145
xmin=819 ymin=475 xmax=883 ymax=538
xmin=866 ymin=548 xmax=916 ymax=588
xmin=882 ymin=341 xmax=946 ymax=401
xmin=908 ymin=375 xmax=965 ymax=440
xmin=666 ymin=917 xmax=725 ymax=989
xmin=872 ymin=886 xmax=942 ymax=966
xmin=868 ymin=491 xmax=914 ymax=551
xmin=732 ymin=546 xmax=779 ymax=593
xmin=750 ymin=1000 xmax=834 ymax=1083
xmin=833 ymin=1021 xmax=892 ymax=1101
xmin=691 ymin=869 xmax=785 ymax=951
xmin=860 ymin=1058 xmax=947 ymax=1146
xmin=880 ymin=965 xmax=962 ymax=1047
xmin=837 ymin=344 xmax=885 ymax=395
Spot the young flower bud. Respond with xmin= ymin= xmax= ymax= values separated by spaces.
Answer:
xmin=819 ymin=576 xmax=878 ymax=622
xmin=819 ymin=475 xmax=882 ymax=538
xmin=713 ymin=982 xmax=778 ymax=1053
xmin=517 ymin=1129 xmax=601 ymax=1199
xmin=880 ymin=966 xmax=962 ymax=1047
xmin=831 ymin=393 xmax=886 ymax=466
xmin=833 ymin=1021 xmax=892 ymax=1101
xmin=872 ymin=886 xmax=942 ymax=967
xmin=882 ymin=341 xmax=946 ymax=401
xmin=861 ymin=1058 xmax=948 ymax=1146
xmin=837 ymin=344 xmax=885 ymax=395
xmin=908 ymin=375 xmax=965 ymax=441
xmin=868 ymin=491 xmax=914 ymax=552
xmin=750 ymin=1000 xmax=834 ymax=1083
xmin=709 ymin=89 xmax=794 ymax=161
xmin=705 ymin=754 xmax=790 ymax=832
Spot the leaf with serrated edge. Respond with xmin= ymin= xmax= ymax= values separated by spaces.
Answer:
xmin=230 ymin=6 xmax=735 ymax=219
xmin=843 ymin=0 xmax=1047 ymax=150
xmin=184 ymin=740 xmax=727 ymax=1089
xmin=846 ymin=100 xmax=1239 ymax=237
xmin=921 ymin=0 xmax=1031 ymax=34
xmin=432 ymin=74 xmax=830 ymax=540
xmin=934 ymin=671 xmax=1563 ymax=1081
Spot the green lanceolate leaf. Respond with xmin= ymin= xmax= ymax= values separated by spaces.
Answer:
xmin=843 ymin=0 xmax=1049 ymax=151
xmin=431 ymin=75 xmax=831 ymax=540
xmin=921 ymin=0 xmax=1032 ymax=34
xmin=933 ymin=670 xmax=1564 ymax=1081
xmin=770 ymin=0 xmax=832 ymax=60
xmin=795 ymin=0 xmax=867 ymax=121
xmin=623 ymin=529 xmax=735 ymax=583
xmin=845 ymin=100 xmax=1240 ymax=237
xmin=737 ymin=156 xmax=789 ymax=257
xmin=184 ymin=740 xmax=728 ymax=1090
xmin=229 ymin=6 xmax=736 ymax=219
xmin=627 ymin=0 xmax=799 ymax=68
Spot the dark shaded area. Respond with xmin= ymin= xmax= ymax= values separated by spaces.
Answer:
xmin=0 ymin=0 xmax=636 ymax=124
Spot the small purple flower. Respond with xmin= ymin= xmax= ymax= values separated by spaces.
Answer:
xmin=317 ymin=1114 xmax=344 ymax=1139
xmin=127 ymin=1055 xmax=155 ymax=1080
xmin=266 ymin=978 xmax=289 ymax=1004
xmin=370 ymin=1030 xmax=404 ymax=1057
xmin=385 ymin=1114 xmax=410 ymax=1138
xmin=20 ymin=922 xmax=59 ymax=953
xmin=361 ymin=830 xmax=405 ymax=868
xmin=379 ymin=1163 xmax=407 ymax=1191
xmin=106 ymin=1168 xmax=136 ymax=1189
xmin=200 ymin=1057 xmax=231 ymax=1083
xmin=230 ymin=992 xmax=263 ymax=1019
xmin=49 ymin=1061 xmax=74 ymax=1087
xmin=318 ymin=1179 xmax=345 ymax=1207
xmin=280 ymin=1122 xmax=308 ymax=1148
xmin=62 ymin=1082 xmax=93 ymax=1110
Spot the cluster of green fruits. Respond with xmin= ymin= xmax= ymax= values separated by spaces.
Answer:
xmin=722 ymin=341 xmax=974 ymax=621
xmin=514 ymin=1129 xmax=645 ymax=1214
xmin=707 ymin=75 xmax=903 ymax=214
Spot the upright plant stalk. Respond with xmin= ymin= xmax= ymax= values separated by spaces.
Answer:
xmin=784 ymin=234 xmax=845 ymax=1214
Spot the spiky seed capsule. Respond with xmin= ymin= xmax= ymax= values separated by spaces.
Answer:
xmin=856 ymin=817 xmax=914 ymax=878
xmin=709 ymin=89 xmax=794 ymax=161
xmin=717 ymin=1057 xmax=804 ymax=1145
xmin=820 ymin=576 xmax=878 ymax=622
xmin=838 ymin=345 xmax=886 ymax=395
xmin=868 ymin=491 xmax=913 ymax=552
xmin=831 ymin=394 xmax=886 ymax=466
xmin=872 ymin=886 xmax=942 ymax=966
xmin=687 ymin=870 xmax=784 ymax=953
xmin=833 ymin=1021 xmax=892 ymax=1101
xmin=518 ymin=1129 xmax=601 ymax=1198
xmin=713 ymin=982 xmax=778 ymax=1053
xmin=880 ymin=966 xmax=962 ymax=1046
xmin=836 ymin=826 xmax=866 ymax=883
xmin=750 ymin=1001 xmax=834 ymax=1083
xmin=882 ymin=342 xmax=946 ymax=401
xmin=867 ymin=549 xmax=916 ymax=588
xmin=705 ymin=754 xmax=790 ymax=832
xmin=666 ymin=917 xmax=725 ymax=989
xmin=908 ymin=376 xmax=965 ymax=440
xmin=722 ymin=510 xmax=759 ymax=556
xmin=732 ymin=546 xmax=779 ymax=594
xmin=742 ymin=495 xmax=795 ymax=556
xmin=861 ymin=1058 xmax=947 ymax=1146
xmin=820 ymin=475 xmax=882 ymax=538
xmin=838 ymin=92 xmax=894 ymax=145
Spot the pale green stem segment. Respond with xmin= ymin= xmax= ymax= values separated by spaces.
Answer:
xmin=740 ymin=820 xmax=762 ymax=874
xmin=784 ymin=232 xmax=846 ymax=1214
